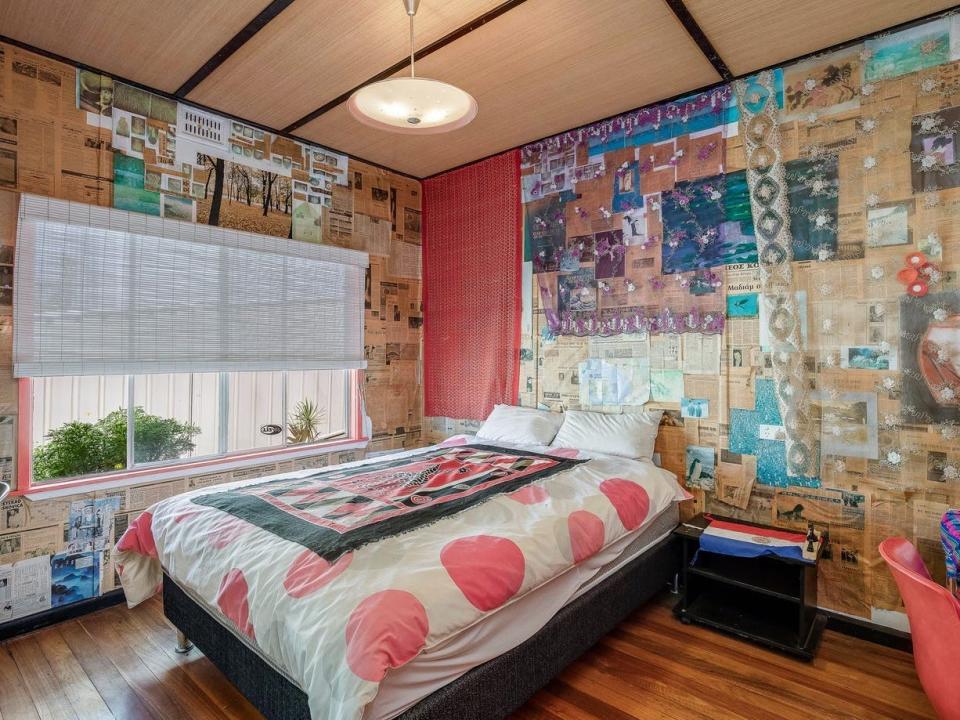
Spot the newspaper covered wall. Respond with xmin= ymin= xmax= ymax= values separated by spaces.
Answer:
xmin=0 ymin=42 xmax=423 ymax=622
xmin=428 ymin=12 xmax=960 ymax=623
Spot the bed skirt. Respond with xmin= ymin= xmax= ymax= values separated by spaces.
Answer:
xmin=163 ymin=532 xmax=681 ymax=720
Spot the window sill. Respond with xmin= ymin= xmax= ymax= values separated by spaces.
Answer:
xmin=23 ymin=437 xmax=369 ymax=501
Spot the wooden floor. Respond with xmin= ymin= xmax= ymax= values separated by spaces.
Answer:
xmin=0 ymin=593 xmax=935 ymax=720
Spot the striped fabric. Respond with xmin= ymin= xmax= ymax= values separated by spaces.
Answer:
xmin=700 ymin=518 xmax=809 ymax=562
xmin=941 ymin=509 xmax=960 ymax=581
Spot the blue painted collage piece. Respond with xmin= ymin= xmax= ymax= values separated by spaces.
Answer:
xmin=729 ymin=378 xmax=820 ymax=488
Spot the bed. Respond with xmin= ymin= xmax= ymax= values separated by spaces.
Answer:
xmin=116 ymin=435 xmax=687 ymax=720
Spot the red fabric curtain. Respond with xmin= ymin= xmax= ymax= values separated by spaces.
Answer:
xmin=423 ymin=150 xmax=521 ymax=420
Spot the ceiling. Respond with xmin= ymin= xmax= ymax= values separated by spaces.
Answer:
xmin=0 ymin=0 xmax=954 ymax=177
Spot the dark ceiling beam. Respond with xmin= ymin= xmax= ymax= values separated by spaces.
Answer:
xmin=282 ymin=0 xmax=529 ymax=134
xmin=175 ymin=0 xmax=296 ymax=97
xmin=662 ymin=0 xmax=733 ymax=81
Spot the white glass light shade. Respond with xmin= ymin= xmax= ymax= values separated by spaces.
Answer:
xmin=347 ymin=77 xmax=477 ymax=134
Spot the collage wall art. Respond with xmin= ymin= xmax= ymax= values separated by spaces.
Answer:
xmin=428 ymin=13 xmax=960 ymax=623
xmin=0 ymin=40 xmax=423 ymax=621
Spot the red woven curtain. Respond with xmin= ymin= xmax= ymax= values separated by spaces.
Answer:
xmin=423 ymin=150 xmax=521 ymax=420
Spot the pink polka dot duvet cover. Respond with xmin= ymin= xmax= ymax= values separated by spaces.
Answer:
xmin=115 ymin=436 xmax=686 ymax=720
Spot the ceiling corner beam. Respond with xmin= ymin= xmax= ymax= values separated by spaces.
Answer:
xmin=662 ymin=0 xmax=733 ymax=82
xmin=174 ymin=0 xmax=296 ymax=97
xmin=282 ymin=0 xmax=529 ymax=135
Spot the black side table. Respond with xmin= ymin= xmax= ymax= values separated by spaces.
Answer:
xmin=674 ymin=514 xmax=826 ymax=660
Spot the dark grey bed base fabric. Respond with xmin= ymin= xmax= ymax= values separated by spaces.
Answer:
xmin=162 ymin=533 xmax=681 ymax=720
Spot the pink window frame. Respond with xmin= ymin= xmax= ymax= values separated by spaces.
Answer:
xmin=13 ymin=370 xmax=366 ymax=495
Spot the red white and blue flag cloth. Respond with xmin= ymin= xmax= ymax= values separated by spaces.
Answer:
xmin=699 ymin=518 xmax=809 ymax=562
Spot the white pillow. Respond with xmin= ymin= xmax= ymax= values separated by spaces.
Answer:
xmin=551 ymin=409 xmax=663 ymax=460
xmin=475 ymin=405 xmax=564 ymax=446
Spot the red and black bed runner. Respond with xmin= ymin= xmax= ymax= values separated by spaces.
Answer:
xmin=192 ymin=444 xmax=583 ymax=561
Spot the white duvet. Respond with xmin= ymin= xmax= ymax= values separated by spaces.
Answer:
xmin=115 ymin=435 xmax=686 ymax=720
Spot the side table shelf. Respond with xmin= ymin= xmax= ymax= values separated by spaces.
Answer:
xmin=673 ymin=514 xmax=826 ymax=660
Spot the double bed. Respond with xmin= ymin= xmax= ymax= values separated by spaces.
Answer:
xmin=116 ymin=434 xmax=687 ymax=720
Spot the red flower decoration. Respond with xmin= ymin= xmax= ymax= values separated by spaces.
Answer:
xmin=897 ymin=267 xmax=918 ymax=285
xmin=897 ymin=253 xmax=938 ymax=297
xmin=906 ymin=252 xmax=927 ymax=268
xmin=908 ymin=280 xmax=929 ymax=297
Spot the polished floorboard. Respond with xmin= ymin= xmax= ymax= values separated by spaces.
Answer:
xmin=0 ymin=592 xmax=935 ymax=720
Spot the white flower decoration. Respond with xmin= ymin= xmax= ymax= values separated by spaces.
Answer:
xmin=812 ymin=179 xmax=826 ymax=193
xmin=834 ymin=459 xmax=847 ymax=473
xmin=928 ymin=269 xmax=942 ymax=284
xmin=871 ymin=265 xmax=884 ymax=280
xmin=921 ymin=117 xmax=938 ymax=132
xmin=822 ymin=318 xmax=833 ymax=331
xmin=879 ymin=341 xmax=891 ymax=354
xmin=887 ymin=450 xmax=902 ymax=465
xmin=863 ymin=156 xmax=877 ymax=170
xmin=921 ymin=78 xmax=938 ymax=93
xmin=933 ymin=308 xmax=948 ymax=322
xmin=883 ymin=414 xmax=899 ymax=428
xmin=861 ymin=118 xmax=877 ymax=133
xmin=861 ymin=83 xmax=877 ymax=96
xmin=941 ymin=387 xmax=957 ymax=402
xmin=814 ymin=210 xmax=831 ymax=228
xmin=825 ymin=353 xmax=838 ymax=368
xmin=709 ymin=190 xmax=721 ymax=200
xmin=922 ymin=154 xmax=937 ymax=169
xmin=817 ymin=247 xmax=833 ymax=262
xmin=865 ymin=193 xmax=880 ymax=207
xmin=943 ymin=465 xmax=959 ymax=480
xmin=804 ymin=78 xmax=818 ymax=91
xmin=819 ymin=282 xmax=834 ymax=296
xmin=882 ymin=377 xmax=896 ymax=391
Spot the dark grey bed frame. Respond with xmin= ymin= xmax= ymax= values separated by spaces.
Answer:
xmin=163 ymin=532 xmax=680 ymax=720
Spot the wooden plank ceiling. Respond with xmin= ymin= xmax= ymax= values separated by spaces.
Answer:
xmin=0 ymin=0 xmax=955 ymax=177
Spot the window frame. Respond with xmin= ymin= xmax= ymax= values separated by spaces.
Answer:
xmin=15 ymin=369 xmax=366 ymax=495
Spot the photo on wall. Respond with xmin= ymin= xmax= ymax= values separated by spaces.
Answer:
xmin=660 ymin=171 xmax=757 ymax=273
xmin=900 ymin=290 xmax=960 ymax=424
xmin=866 ymin=202 xmax=912 ymax=247
xmin=558 ymin=268 xmax=597 ymax=314
xmin=810 ymin=390 xmax=878 ymax=459
xmin=525 ymin=195 xmax=567 ymax=272
xmin=681 ymin=397 xmax=709 ymax=418
xmin=685 ymin=445 xmax=716 ymax=491
xmin=50 ymin=552 xmax=100 ymax=607
xmin=911 ymin=106 xmax=960 ymax=193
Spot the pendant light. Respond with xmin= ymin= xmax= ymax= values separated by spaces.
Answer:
xmin=347 ymin=0 xmax=478 ymax=134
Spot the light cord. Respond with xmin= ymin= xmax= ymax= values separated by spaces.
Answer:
xmin=409 ymin=13 xmax=415 ymax=78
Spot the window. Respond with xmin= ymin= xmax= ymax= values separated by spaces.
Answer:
xmin=14 ymin=194 xmax=367 ymax=489
xmin=29 ymin=370 xmax=353 ymax=484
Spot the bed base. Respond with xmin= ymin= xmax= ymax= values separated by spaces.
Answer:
xmin=162 ymin=532 xmax=681 ymax=720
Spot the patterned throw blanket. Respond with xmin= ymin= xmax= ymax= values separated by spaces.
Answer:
xmin=192 ymin=444 xmax=583 ymax=562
